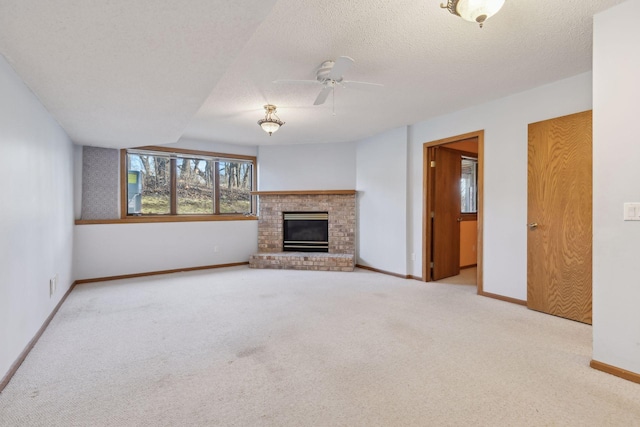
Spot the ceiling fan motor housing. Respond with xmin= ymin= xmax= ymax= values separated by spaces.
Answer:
xmin=317 ymin=60 xmax=341 ymax=82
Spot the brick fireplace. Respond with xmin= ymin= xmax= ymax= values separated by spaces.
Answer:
xmin=249 ymin=190 xmax=356 ymax=271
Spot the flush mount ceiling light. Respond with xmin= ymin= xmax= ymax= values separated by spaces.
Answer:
xmin=441 ymin=0 xmax=505 ymax=28
xmin=257 ymin=104 xmax=285 ymax=136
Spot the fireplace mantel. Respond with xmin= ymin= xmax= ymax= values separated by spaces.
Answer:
xmin=251 ymin=190 xmax=356 ymax=196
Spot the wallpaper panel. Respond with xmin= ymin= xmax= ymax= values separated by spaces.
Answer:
xmin=81 ymin=146 xmax=119 ymax=219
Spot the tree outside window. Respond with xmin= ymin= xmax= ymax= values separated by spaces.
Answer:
xmin=124 ymin=147 xmax=255 ymax=217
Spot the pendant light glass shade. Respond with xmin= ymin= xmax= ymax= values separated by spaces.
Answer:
xmin=441 ymin=0 xmax=505 ymax=27
xmin=260 ymin=120 xmax=282 ymax=135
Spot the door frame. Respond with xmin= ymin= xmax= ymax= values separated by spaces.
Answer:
xmin=422 ymin=130 xmax=484 ymax=294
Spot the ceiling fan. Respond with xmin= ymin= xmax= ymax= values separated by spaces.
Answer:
xmin=274 ymin=56 xmax=382 ymax=106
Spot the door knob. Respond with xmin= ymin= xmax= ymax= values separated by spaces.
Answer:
xmin=457 ymin=217 xmax=463 ymax=222
xmin=527 ymin=222 xmax=538 ymax=230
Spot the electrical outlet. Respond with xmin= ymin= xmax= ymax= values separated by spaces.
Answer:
xmin=411 ymin=253 xmax=416 ymax=261
xmin=214 ymin=246 xmax=219 ymax=253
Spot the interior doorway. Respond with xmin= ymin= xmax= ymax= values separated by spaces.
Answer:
xmin=422 ymin=131 xmax=484 ymax=294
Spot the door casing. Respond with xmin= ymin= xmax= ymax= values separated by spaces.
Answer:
xmin=422 ymin=130 xmax=484 ymax=294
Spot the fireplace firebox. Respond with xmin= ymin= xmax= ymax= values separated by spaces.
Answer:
xmin=283 ymin=212 xmax=329 ymax=252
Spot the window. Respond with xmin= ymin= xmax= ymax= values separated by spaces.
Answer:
xmin=123 ymin=147 xmax=255 ymax=218
xmin=461 ymin=156 xmax=478 ymax=214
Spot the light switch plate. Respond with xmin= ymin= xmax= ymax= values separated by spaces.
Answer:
xmin=623 ymin=203 xmax=640 ymax=221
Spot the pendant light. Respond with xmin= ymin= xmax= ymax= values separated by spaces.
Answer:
xmin=257 ymin=104 xmax=285 ymax=136
xmin=441 ymin=0 xmax=506 ymax=28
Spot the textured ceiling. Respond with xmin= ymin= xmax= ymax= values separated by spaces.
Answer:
xmin=0 ymin=0 xmax=276 ymax=147
xmin=0 ymin=0 xmax=628 ymax=148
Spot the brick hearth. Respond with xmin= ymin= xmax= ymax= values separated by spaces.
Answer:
xmin=249 ymin=190 xmax=356 ymax=271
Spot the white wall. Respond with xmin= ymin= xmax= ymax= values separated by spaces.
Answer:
xmin=356 ymin=127 xmax=408 ymax=275
xmin=407 ymin=73 xmax=593 ymax=299
xmin=593 ymin=0 xmax=640 ymax=375
xmin=73 ymin=220 xmax=257 ymax=280
xmin=257 ymin=141 xmax=356 ymax=191
xmin=0 ymin=55 xmax=75 ymax=381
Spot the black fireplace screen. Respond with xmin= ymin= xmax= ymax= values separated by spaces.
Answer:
xmin=283 ymin=212 xmax=329 ymax=252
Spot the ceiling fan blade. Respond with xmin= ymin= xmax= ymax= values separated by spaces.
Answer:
xmin=328 ymin=56 xmax=354 ymax=80
xmin=314 ymin=86 xmax=332 ymax=105
xmin=341 ymin=80 xmax=384 ymax=90
xmin=273 ymin=79 xmax=320 ymax=85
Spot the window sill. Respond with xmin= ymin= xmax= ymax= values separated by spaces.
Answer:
xmin=75 ymin=215 xmax=258 ymax=225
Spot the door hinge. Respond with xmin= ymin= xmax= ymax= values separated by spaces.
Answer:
xmin=430 ymin=262 xmax=434 ymax=268
xmin=430 ymin=160 xmax=436 ymax=168
xmin=431 ymin=211 xmax=435 ymax=218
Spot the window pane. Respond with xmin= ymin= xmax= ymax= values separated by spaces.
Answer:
xmin=127 ymin=154 xmax=171 ymax=215
xmin=125 ymin=148 xmax=256 ymax=217
xmin=461 ymin=157 xmax=478 ymax=213
xmin=176 ymin=157 xmax=214 ymax=214
xmin=218 ymin=161 xmax=252 ymax=214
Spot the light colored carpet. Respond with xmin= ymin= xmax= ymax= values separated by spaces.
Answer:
xmin=1 ymin=266 xmax=639 ymax=426
xmin=435 ymin=266 xmax=477 ymax=286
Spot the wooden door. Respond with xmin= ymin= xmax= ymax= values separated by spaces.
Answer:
xmin=432 ymin=146 xmax=461 ymax=280
xmin=527 ymin=111 xmax=592 ymax=324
